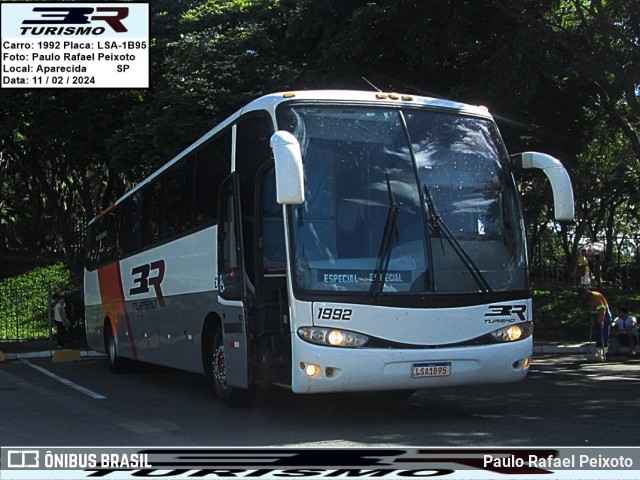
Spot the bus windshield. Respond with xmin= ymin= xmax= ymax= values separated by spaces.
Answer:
xmin=277 ymin=104 xmax=528 ymax=296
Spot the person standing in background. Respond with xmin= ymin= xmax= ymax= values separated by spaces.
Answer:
xmin=578 ymin=287 xmax=612 ymax=361
xmin=53 ymin=293 xmax=70 ymax=349
xmin=612 ymin=306 xmax=637 ymax=356
xmin=576 ymin=248 xmax=591 ymax=286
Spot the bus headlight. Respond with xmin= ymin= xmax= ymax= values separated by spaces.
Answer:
xmin=298 ymin=327 xmax=369 ymax=347
xmin=490 ymin=322 xmax=533 ymax=342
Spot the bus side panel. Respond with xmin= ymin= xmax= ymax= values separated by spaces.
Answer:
xmin=85 ymin=227 xmax=219 ymax=373
xmin=85 ymin=262 xmax=140 ymax=362
xmin=215 ymin=301 xmax=250 ymax=389
xmin=154 ymin=290 xmax=218 ymax=373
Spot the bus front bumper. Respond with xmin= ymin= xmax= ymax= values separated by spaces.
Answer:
xmin=290 ymin=337 xmax=532 ymax=394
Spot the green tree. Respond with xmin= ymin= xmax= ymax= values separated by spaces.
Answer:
xmin=488 ymin=0 xmax=640 ymax=272
xmin=0 ymin=90 xmax=141 ymax=277
xmin=2 ymin=0 xmax=639 ymax=288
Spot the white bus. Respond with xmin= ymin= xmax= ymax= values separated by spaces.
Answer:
xmin=84 ymin=90 xmax=574 ymax=405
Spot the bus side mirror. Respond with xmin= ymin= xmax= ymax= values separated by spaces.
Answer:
xmin=515 ymin=152 xmax=575 ymax=222
xmin=270 ymin=131 xmax=305 ymax=205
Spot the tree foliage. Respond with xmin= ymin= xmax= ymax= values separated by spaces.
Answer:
xmin=1 ymin=0 xmax=639 ymax=284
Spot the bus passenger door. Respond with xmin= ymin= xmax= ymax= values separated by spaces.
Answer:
xmin=255 ymin=165 xmax=291 ymax=385
xmin=217 ymin=173 xmax=251 ymax=389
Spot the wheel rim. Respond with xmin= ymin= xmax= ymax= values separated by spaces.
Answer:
xmin=212 ymin=344 xmax=228 ymax=391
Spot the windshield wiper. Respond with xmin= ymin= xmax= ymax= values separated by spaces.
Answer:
xmin=423 ymin=184 xmax=492 ymax=293
xmin=370 ymin=173 xmax=402 ymax=297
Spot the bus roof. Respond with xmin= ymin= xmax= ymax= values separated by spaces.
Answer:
xmin=245 ymin=90 xmax=492 ymax=118
xmin=94 ymin=90 xmax=493 ymax=222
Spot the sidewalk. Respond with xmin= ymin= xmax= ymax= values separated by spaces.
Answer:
xmin=0 ymin=338 xmax=102 ymax=361
xmin=533 ymin=340 xmax=590 ymax=354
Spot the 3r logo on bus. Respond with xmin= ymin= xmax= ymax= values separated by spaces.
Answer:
xmin=130 ymin=260 xmax=166 ymax=307
xmin=20 ymin=6 xmax=129 ymax=35
xmin=484 ymin=304 xmax=527 ymax=322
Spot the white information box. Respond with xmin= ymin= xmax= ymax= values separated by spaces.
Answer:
xmin=1 ymin=2 xmax=149 ymax=89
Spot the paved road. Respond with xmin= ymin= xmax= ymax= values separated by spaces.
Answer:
xmin=1 ymin=351 xmax=639 ymax=447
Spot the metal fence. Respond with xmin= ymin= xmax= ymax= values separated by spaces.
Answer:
xmin=531 ymin=263 xmax=640 ymax=291
xmin=0 ymin=285 xmax=52 ymax=342
xmin=0 ymin=284 xmax=82 ymax=343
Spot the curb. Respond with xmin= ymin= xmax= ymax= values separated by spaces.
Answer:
xmin=52 ymin=349 xmax=82 ymax=362
xmin=533 ymin=343 xmax=589 ymax=355
xmin=0 ymin=349 xmax=104 ymax=361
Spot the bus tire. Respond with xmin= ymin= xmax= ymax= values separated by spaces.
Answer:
xmin=208 ymin=328 xmax=251 ymax=407
xmin=105 ymin=326 xmax=129 ymax=373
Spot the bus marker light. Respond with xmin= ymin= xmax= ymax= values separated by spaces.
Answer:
xmin=512 ymin=357 xmax=532 ymax=370
xmin=301 ymin=363 xmax=321 ymax=378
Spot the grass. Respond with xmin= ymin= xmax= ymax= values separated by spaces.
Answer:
xmin=0 ymin=263 xmax=75 ymax=342
xmin=533 ymin=288 xmax=640 ymax=332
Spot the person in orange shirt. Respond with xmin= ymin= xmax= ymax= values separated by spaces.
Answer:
xmin=578 ymin=287 xmax=612 ymax=360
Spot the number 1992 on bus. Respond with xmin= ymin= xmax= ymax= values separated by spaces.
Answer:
xmin=317 ymin=308 xmax=353 ymax=321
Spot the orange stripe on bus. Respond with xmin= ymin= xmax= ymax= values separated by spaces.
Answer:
xmin=98 ymin=262 xmax=139 ymax=359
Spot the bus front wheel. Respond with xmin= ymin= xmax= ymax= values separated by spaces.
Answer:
xmin=208 ymin=329 xmax=251 ymax=407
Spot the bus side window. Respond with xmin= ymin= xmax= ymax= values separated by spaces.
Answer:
xmin=236 ymin=113 xmax=273 ymax=219
xmin=164 ymin=157 xmax=195 ymax=238
xmin=195 ymin=129 xmax=232 ymax=227
xmin=256 ymin=167 xmax=286 ymax=315
xmin=218 ymin=176 xmax=243 ymax=301
xmin=142 ymin=180 xmax=164 ymax=246
xmin=261 ymin=167 xmax=286 ymax=270
xmin=236 ymin=113 xmax=274 ymax=287
xmin=119 ymin=192 xmax=142 ymax=255
xmin=86 ymin=213 xmax=117 ymax=269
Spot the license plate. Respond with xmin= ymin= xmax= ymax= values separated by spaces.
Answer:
xmin=412 ymin=362 xmax=451 ymax=377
